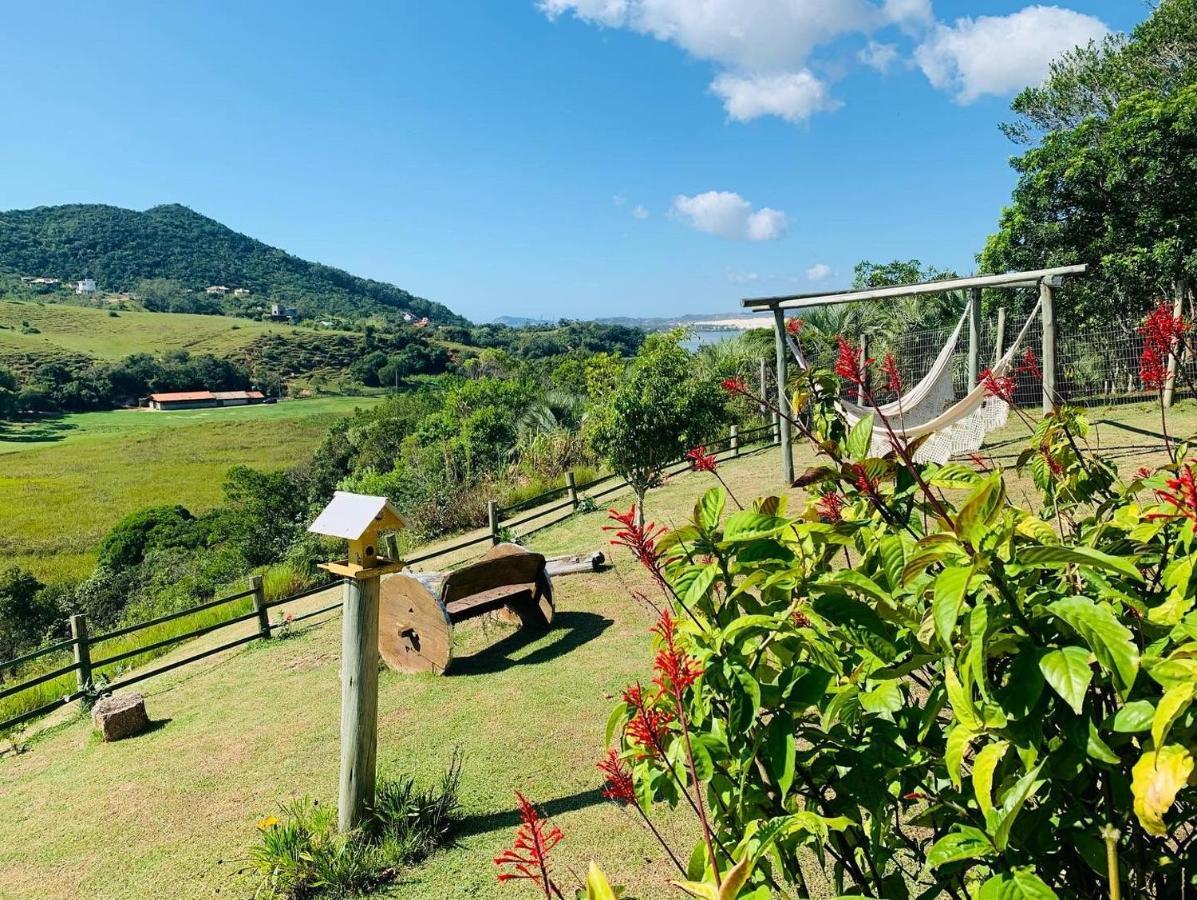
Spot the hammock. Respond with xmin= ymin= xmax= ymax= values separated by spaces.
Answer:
xmin=787 ymin=298 xmax=1042 ymax=464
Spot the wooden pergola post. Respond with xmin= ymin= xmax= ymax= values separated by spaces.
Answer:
xmin=1040 ymin=279 xmax=1057 ymax=413
xmin=967 ymin=287 xmax=982 ymax=386
xmin=772 ymin=308 xmax=794 ymax=485
xmin=758 ymin=357 xmax=768 ymax=421
xmin=993 ymin=307 xmax=1006 ymax=365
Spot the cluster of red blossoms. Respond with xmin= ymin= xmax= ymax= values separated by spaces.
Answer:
xmin=651 ymin=609 xmax=704 ymax=696
xmin=597 ymin=749 xmax=636 ymax=804
xmin=834 ymin=336 xmax=873 ymax=388
xmin=686 ymin=445 xmax=718 ymax=473
xmin=1155 ymin=463 xmax=1197 ymax=525
xmin=494 ymin=792 xmax=565 ymax=896
xmin=785 ymin=317 xmax=803 ymax=337
xmin=881 ymin=352 xmax=903 ymax=394
xmin=622 ymin=683 xmax=674 ymax=757
xmin=605 ymin=505 xmax=668 ymax=587
xmin=720 ymin=375 xmax=748 ymax=395
xmin=981 ymin=347 xmax=1041 ymax=403
xmin=815 ymin=489 xmax=844 ymax=522
xmin=1138 ymin=300 xmax=1189 ymax=391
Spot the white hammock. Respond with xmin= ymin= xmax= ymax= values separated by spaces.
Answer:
xmin=788 ymin=298 xmax=1042 ymax=464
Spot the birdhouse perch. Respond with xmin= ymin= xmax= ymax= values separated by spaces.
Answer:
xmin=308 ymin=491 xmax=407 ymax=579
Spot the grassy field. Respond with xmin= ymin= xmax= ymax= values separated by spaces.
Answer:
xmin=0 ymin=397 xmax=382 ymax=582
xmin=0 ymin=400 xmax=1193 ymax=899
xmin=0 ymin=298 xmax=339 ymax=365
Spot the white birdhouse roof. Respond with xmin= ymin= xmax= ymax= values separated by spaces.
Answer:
xmin=308 ymin=491 xmax=406 ymax=540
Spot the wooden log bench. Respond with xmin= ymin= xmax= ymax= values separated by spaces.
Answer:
xmin=378 ymin=543 xmax=553 ymax=674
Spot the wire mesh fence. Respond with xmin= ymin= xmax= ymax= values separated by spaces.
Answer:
xmin=780 ymin=312 xmax=1196 ymax=412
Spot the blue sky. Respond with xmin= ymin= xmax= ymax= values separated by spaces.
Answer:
xmin=0 ymin=1 xmax=1145 ymax=322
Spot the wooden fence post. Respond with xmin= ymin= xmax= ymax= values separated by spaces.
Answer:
xmin=338 ymin=575 xmax=380 ymax=832
xmin=772 ymin=308 xmax=794 ymax=486
xmin=566 ymin=472 xmax=579 ymax=508
xmin=772 ymin=411 xmax=780 ymax=445
xmin=994 ymin=306 xmax=1007 ymax=365
xmin=251 ymin=575 xmax=271 ymax=640
xmin=1041 ymin=279 xmax=1057 ymax=414
xmin=730 ymin=425 xmax=739 ymax=456
xmin=968 ymin=286 xmax=982 ymax=387
xmin=758 ymin=357 xmax=768 ymax=421
xmin=487 ymin=500 xmax=500 ymax=545
xmin=70 ymin=614 xmax=91 ymax=695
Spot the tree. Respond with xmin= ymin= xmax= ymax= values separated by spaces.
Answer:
xmin=585 ymin=331 xmax=723 ymax=524
xmin=0 ymin=367 xmax=18 ymax=420
xmin=96 ymin=505 xmax=200 ymax=571
xmin=982 ymin=84 xmax=1197 ymax=323
xmin=0 ymin=568 xmax=56 ymax=668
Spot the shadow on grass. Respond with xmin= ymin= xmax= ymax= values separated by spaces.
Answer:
xmin=455 ymin=786 xmax=606 ymax=839
xmin=448 ymin=611 xmax=612 ymax=678
xmin=0 ymin=414 xmax=77 ymax=445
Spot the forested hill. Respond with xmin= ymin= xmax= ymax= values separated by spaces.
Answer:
xmin=0 ymin=203 xmax=468 ymax=325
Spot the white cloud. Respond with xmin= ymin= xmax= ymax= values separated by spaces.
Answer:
xmin=612 ymin=193 xmax=626 ymax=206
xmin=883 ymin=0 xmax=933 ymax=26
xmin=671 ymin=191 xmax=787 ymax=242
xmin=915 ymin=6 xmax=1109 ymax=103
xmin=858 ymin=40 xmax=899 ymax=72
xmin=806 ymin=263 xmax=833 ymax=281
xmin=711 ymin=71 xmax=840 ymax=123
xmin=631 ymin=204 xmax=649 ymax=219
xmin=727 ymin=270 xmax=760 ymax=284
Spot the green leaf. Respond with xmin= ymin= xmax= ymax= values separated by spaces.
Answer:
xmin=1131 ymin=745 xmax=1194 ymax=836
xmin=722 ymin=510 xmax=792 ymax=542
xmin=1152 ymin=682 xmax=1195 ymax=749
xmin=1048 ymin=596 xmax=1139 ymax=696
xmin=605 ymin=702 xmax=628 ymax=746
xmin=846 ymin=414 xmax=874 ymax=459
xmin=972 ymin=740 xmax=1009 ymax=822
xmin=1038 ymin=646 xmax=1093 ymax=715
xmin=764 ymin=717 xmax=796 ymax=797
xmin=1020 ymin=545 xmax=1143 ymax=582
xmin=991 ymin=764 xmax=1044 ymax=851
xmin=1111 ymin=699 xmax=1155 ymax=733
xmin=683 ymin=563 xmax=720 ymax=608
xmin=585 ymin=862 xmax=619 ymax=900
xmin=1086 ymin=721 xmax=1121 ymax=765
xmin=695 ymin=487 xmax=725 ymax=532
xmin=955 ymin=474 xmax=1004 ymax=544
xmin=945 ymin=722 xmax=977 ymax=790
xmin=945 ymin=665 xmax=981 ymax=731
xmin=933 ymin=565 xmax=973 ymax=648
xmin=976 ymin=868 xmax=1059 ymax=899
xmin=926 ymin=826 xmax=994 ymax=869
xmin=859 ymin=679 xmax=903 ymax=715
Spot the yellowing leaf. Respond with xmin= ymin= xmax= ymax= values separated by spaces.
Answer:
xmin=972 ymin=739 xmax=1009 ymax=822
xmin=1131 ymin=745 xmax=1194 ymax=836
xmin=585 ymin=862 xmax=618 ymax=900
xmin=946 ymin=722 xmax=978 ymax=790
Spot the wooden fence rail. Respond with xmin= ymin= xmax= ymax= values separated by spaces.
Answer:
xmin=0 ymin=421 xmax=776 ymax=733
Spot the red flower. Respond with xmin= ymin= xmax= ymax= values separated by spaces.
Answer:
xmin=1018 ymin=347 xmax=1042 ymax=381
xmin=721 ymin=376 xmax=748 ymax=394
xmin=686 ymin=445 xmax=718 ymax=473
xmin=791 ymin=608 xmax=811 ymax=628
xmin=881 ymin=352 xmax=903 ymax=394
xmin=968 ymin=453 xmax=990 ymax=472
xmin=1040 ymin=447 xmax=1064 ymax=477
xmin=1135 ymin=466 xmax=1153 ymax=480
xmin=785 ymin=317 xmax=803 ymax=337
xmin=981 ymin=368 xmax=1016 ymax=403
xmin=623 ymin=682 xmax=674 ymax=757
xmin=815 ymin=490 xmax=844 ymax=522
xmin=1155 ymin=463 xmax=1197 ymax=525
xmin=605 ymin=506 xmax=668 ymax=586
xmin=1140 ymin=344 xmax=1167 ymax=391
xmin=494 ymin=792 xmax=564 ymax=897
xmin=834 ymin=336 xmax=871 ymax=387
xmin=651 ymin=609 xmax=704 ymax=696
xmin=597 ymin=750 xmax=636 ymax=805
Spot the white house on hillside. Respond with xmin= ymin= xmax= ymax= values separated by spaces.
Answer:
xmin=205 ymin=285 xmax=229 ymax=294
xmin=75 ymin=278 xmax=96 ymax=294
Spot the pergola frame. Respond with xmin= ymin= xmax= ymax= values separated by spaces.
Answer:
xmin=741 ymin=263 xmax=1088 ymax=484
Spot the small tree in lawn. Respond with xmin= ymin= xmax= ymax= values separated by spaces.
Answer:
xmin=586 ymin=330 xmax=723 ymax=525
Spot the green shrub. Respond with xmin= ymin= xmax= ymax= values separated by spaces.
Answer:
xmin=251 ymin=752 xmax=462 ymax=898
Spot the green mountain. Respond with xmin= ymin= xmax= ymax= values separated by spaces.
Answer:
xmin=0 ymin=203 xmax=468 ymax=325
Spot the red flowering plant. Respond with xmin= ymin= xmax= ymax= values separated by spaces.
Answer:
xmin=494 ymin=792 xmax=566 ymax=899
xmin=585 ymin=345 xmax=1196 ymax=899
xmin=1137 ymin=300 xmax=1192 ymax=460
xmin=686 ymin=445 xmax=742 ymax=509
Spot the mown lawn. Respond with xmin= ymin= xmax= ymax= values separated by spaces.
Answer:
xmin=0 ymin=298 xmax=340 ymax=363
xmin=0 ymin=400 xmax=1192 ymax=899
xmin=0 ymin=397 xmax=382 ymax=582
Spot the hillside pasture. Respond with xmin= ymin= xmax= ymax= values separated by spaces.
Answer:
xmin=0 ymin=298 xmax=342 ymax=369
xmin=0 ymin=397 xmax=382 ymax=582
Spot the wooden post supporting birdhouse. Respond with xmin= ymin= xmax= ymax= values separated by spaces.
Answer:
xmin=308 ymin=491 xmax=408 ymax=832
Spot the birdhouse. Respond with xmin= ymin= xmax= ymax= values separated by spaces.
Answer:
xmin=308 ymin=491 xmax=408 ymax=579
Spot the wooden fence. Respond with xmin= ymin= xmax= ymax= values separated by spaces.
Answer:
xmin=0 ymin=421 xmax=776 ymax=734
